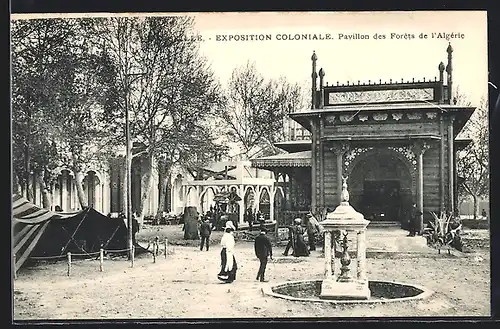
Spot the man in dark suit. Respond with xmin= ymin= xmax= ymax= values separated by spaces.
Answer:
xmin=254 ymin=227 xmax=273 ymax=282
xmin=282 ymin=221 xmax=297 ymax=256
xmin=408 ymin=203 xmax=423 ymax=237
xmin=199 ymin=218 xmax=212 ymax=251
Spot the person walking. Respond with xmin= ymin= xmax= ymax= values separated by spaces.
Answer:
xmin=254 ymin=227 xmax=273 ymax=282
xmin=217 ymin=221 xmax=238 ymax=283
xmin=245 ymin=208 xmax=255 ymax=231
xmin=199 ymin=218 xmax=212 ymax=251
xmin=292 ymin=218 xmax=310 ymax=257
xmin=305 ymin=213 xmax=317 ymax=251
xmin=282 ymin=220 xmax=297 ymax=256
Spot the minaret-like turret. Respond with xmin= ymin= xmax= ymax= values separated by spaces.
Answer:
xmin=318 ymin=68 xmax=325 ymax=109
xmin=438 ymin=61 xmax=445 ymax=103
xmin=446 ymin=43 xmax=453 ymax=103
xmin=311 ymin=51 xmax=318 ymax=109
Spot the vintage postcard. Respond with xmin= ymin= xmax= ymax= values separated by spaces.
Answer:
xmin=11 ymin=11 xmax=489 ymax=320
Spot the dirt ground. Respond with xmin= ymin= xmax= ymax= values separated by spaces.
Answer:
xmin=13 ymin=226 xmax=490 ymax=320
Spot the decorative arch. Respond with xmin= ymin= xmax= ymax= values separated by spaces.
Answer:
xmin=244 ymin=186 xmax=256 ymax=210
xmin=258 ymin=187 xmax=271 ymax=218
xmin=273 ymin=186 xmax=285 ymax=199
xmin=200 ymin=186 xmax=216 ymax=213
xmin=346 ymin=147 xmax=415 ymax=221
xmin=345 ymin=147 xmax=416 ymax=189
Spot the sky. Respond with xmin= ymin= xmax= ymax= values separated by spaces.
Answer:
xmin=189 ymin=11 xmax=488 ymax=106
xmin=12 ymin=11 xmax=488 ymax=105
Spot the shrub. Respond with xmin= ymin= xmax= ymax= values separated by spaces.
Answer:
xmin=424 ymin=211 xmax=463 ymax=251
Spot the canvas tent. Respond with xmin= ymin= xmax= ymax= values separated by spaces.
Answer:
xmin=12 ymin=194 xmax=128 ymax=271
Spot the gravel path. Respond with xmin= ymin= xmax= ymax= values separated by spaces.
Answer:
xmin=13 ymin=238 xmax=490 ymax=319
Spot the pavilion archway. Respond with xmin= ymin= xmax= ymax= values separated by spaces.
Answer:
xmin=200 ymin=187 xmax=216 ymax=214
xmin=346 ymin=148 xmax=414 ymax=224
xmin=259 ymin=187 xmax=271 ymax=220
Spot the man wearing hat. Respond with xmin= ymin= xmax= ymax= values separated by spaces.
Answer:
xmin=282 ymin=218 xmax=298 ymax=256
xmin=254 ymin=226 xmax=273 ymax=282
xmin=305 ymin=213 xmax=318 ymax=251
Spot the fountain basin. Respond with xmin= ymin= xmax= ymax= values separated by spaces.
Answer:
xmin=262 ymin=280 xmax=433 ymax=304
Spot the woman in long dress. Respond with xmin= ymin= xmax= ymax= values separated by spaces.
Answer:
xmin=217 ymin=221 xmax=238 ymax=283
xmin=292 ymin=218 xmax=310 ymax=257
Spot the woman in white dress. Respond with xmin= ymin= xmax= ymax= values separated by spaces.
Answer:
xmin=217 ymin=221 xmax=237 ymax=283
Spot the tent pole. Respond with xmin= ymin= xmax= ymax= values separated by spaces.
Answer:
xmin=125 ymin=73 xmax=133 ymax=262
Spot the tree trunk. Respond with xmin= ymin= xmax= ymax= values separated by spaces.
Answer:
xmin=26 ymin=172 xmax=34 ymax=202
xmin=138 ymin=153 xmax=154 ymax=226
xmin=13 ymin=172 xmax=21 ymax=195
xmin=156 ymin=165 xmax=171 ymax=219
xmin=73 ymin=169 xmax=88 ymax=208
xmin=36 ymin=169 xmax=52 ymax=209
xmin=183 ymin=206 xmax=200 ymax=240
xmin=472 ymin=194 xmax=478 ymax=220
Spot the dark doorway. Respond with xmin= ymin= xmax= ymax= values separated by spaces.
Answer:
xmin=362 ymin=180 xmax=401 ymax=222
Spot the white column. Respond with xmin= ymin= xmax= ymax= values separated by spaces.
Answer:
xmin=356 ymin=230 xmax=367 ymax=281
xmin=196 ymin=186 xmax=202 ymax=213
xmin=254 ymin=186 xmax=261 ymax=211
xmin=102 ymin=172 xmax=110 ymax=214
xmin=269 ymin=186 xmax=275 ymax=222
xmin=61 ymin=173 xmax=68 ymax=211
xmin=324 ymin=231 xmax=333 ymax=278
xmin=238 ymin=185 xmax=245 ymax=224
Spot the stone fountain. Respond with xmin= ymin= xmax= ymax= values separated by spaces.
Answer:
xmin=262 ymin=177 xmax=434 ymax=305
xmin=319 ymin=177 xmax=371 ymax=300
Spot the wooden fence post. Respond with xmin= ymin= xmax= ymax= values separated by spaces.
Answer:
xmin=152 ymin=240 xmax=157 ymax=263
xmin=131 ymin=245 xmax=135 ymax=268
xmin=99 ymin=248 xmax=104 ymax=272
xmin=164 ymin=238 xmax=168 ymax=258
xmin=67 ymin=252 xmax=72 ymax=276
xmin=13 ymin=254 xmax=17 ymax=280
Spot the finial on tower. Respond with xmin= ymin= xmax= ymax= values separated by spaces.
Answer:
xmin=341 ymin=176 xmax=350 ymax=203
xmin=447 ymin=42 xmax=453 ymax=54
xmin=311 ymin=50 xmax=318 ymax=61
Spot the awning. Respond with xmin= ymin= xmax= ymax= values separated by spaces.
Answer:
xmin=251 ymin=151 xmax=311 ymax=169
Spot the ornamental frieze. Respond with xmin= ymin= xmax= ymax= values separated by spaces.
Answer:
xmin=426 ymin=112 xmax=438 ymax=119
xmin=343 ymin=147 xmax=373 ymax=173
xmin=325 ymin=115 xmax=336 ymax=125
xmin=407 ymin=112 xmax=423 ymax=120
xmin=388 ymin=146 xmax=417 ymax=171
xmin=358 ymin=114 xmax=369 ymax=122
xmin=391 ymin=112 xmax=403 ymax=121
xmin=373 ymin=113 xmax=388 ymax=121
xmin=339 ymin=114 xmax=354 ymax=122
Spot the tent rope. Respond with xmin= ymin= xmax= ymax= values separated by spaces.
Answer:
xmin=59 ymin=208 xmax=90 ymax=256
xmin=28 ymin=248 xmax=131 ymax=261
xmin=102 ymin=224 xmax=121 ymax=250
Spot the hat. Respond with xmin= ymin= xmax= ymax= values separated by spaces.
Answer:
xmin=294 ymin=218 xmax=302 ymax=223
xmin=224 ymin=221 xmax=236 ymax=230
xmin=306 ymin=213 xmax=313 ymax=218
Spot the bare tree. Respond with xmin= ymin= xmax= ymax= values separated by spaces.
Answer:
xmin=219 ymin=61 xmax=307 ymax=159
xmin=88 ymin=16 xmax=226 ymax=222
xmin=456 ymin=96 xmax=489 ymax=219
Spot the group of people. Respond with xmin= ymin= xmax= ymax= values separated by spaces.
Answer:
xmin=216 ymin=220 xmax=274 ymax=283
xmin=206 ymin=212 xmax=322 ymax=284
xmin=282 ymin=213 xmax=323 ymax=257
xmin=244 ymin=208 xmax=266 ymax=230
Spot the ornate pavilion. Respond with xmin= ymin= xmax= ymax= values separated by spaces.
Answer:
xmin=251 ymin=45 xmax=475 ymax=232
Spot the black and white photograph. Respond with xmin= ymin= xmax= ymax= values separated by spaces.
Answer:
xmin=11 ymin=11 xmax=490 ymax=319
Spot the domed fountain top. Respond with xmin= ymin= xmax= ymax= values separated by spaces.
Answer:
xmin=322 ymin=177 xmax=369 ymax=229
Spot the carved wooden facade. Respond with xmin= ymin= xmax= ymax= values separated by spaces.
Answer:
xmin=252 ymin=45 xmax=475 ymax=232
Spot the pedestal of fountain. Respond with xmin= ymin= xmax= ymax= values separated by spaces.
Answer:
xmin=320 ymin=179 xmax=371 ymax=300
